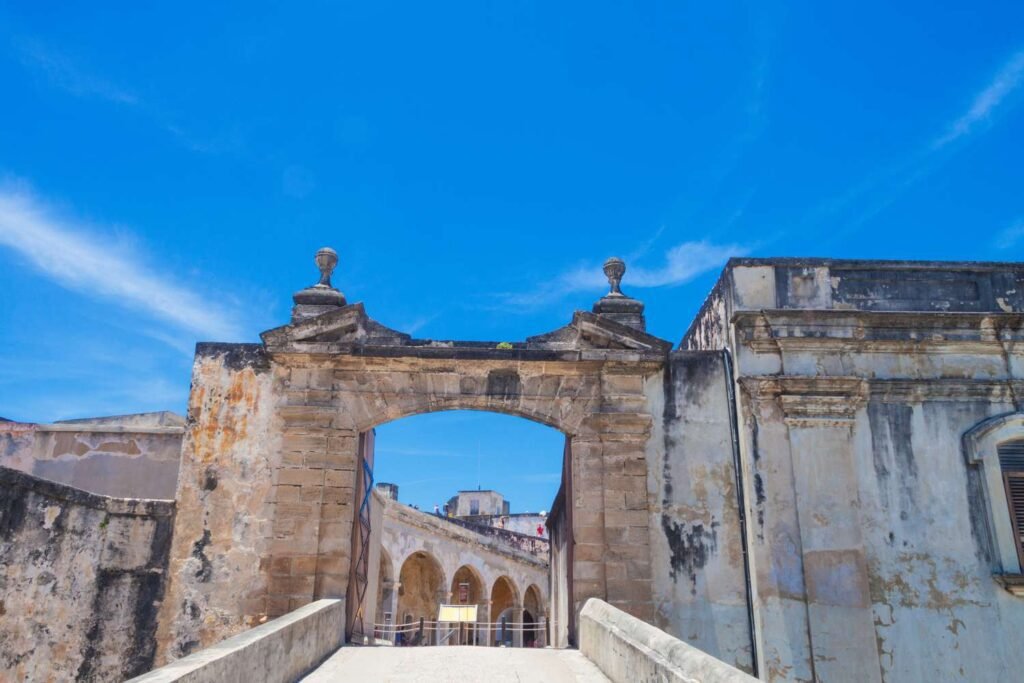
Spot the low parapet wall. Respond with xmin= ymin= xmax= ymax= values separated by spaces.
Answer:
xmin=579 ymin=599 xmax=758 ymax=683
xmin=128 ymin=599 xmax=344 ymax=683
xmin=443 ymin=515 xmax=550 ymax=557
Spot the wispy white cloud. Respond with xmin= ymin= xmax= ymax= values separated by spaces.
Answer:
xmin=500 ymin=239 xmax=750 ymax=310
xmin=626 ymin=225 xmax=665 ymax=262
xmin=14 ymin=37 xmax=138 ymax=105
xmin=630 ymin=241 xmax=751 ymax=287
xmin=810 ymin=47 xmax=1024 ymax=248
xmin=12 ymin=36 xmax=240 ymax=155
xmin=934 ymin=50 xmax=1024 ymax=149
xmin=0 ymin=186 xmax=245 ymax=341
xmin=401 ymin=313 xmax=440 ymax=336
xmin=994 ymin=219 xmax=1024 ymax=250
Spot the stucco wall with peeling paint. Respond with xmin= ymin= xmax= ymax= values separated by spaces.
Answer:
xmin=684 ymin=258 xmax=1024 ymax=682
xmin=0 ymin=412 xmax=184 ymax=500
xmin=648 ymin=351 xmax=755 ymax=674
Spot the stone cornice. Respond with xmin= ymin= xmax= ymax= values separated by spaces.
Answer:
xmin=740 ymin=375 xmax=1023 ymax=410
xmin=870 ymin=379 xmax=1024 ymax=402
xmin=739 ymin=376 xmax=867 ymax=425
xmin=733 ymin=310 xmax=1024 ymax=355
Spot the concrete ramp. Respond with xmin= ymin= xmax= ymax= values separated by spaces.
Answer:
xmin=301 ymin=646 xmax=610 ymax=683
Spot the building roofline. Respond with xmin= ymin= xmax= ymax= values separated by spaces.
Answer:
xmin=724 ymin=256 xmax=1024 ymax=271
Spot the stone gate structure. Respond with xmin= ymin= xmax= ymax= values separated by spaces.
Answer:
xmin=155 ymin=250 xmax=673 ymax=662
xmin=5 ymin=248 xmax=1024 ymax=682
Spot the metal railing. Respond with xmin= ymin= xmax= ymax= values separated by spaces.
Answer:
xmin=372 ymin=617 xmax=548 ymax=648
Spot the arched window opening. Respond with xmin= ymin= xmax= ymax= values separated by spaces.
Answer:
xmin=963 ymin=412 xmax=1024 ymax=591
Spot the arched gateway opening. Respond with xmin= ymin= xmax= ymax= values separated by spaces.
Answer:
xmin=354 ymin=409 xmax=561 ymax=646
xmin=255 ymin=257 xmax=669 ymax=647
xmin=155 ymin=249 xmax=671 ymax=658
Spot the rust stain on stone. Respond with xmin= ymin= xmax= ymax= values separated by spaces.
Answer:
xmin=189 ymin=361 xmax=260 ymax=465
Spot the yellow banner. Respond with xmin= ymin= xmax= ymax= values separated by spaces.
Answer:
xmin=437 ymin=604 xmax=478 ymax=622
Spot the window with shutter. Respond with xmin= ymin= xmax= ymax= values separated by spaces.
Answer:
xmin=998 ymin=441 xmax=1024 ymax=569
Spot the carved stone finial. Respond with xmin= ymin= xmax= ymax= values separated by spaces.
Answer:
xmin=315 ymin=247 xmax=338 ymax=288
xmin=593 ymin=256 xmax=646 ymax=331
xmin=292 ymin=246 xmax=347 ymax=321
xmin=603 ymin=257 xmax=626 ymax=297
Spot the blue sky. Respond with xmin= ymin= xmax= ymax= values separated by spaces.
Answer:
xmin=1 ymin=2 xmax=1022 ymax=510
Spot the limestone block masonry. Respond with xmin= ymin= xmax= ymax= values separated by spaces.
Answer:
xmin=0 ymin=467 xmax=175 ymax=681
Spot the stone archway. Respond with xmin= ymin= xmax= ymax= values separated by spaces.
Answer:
xmin=490 ymin=575 xmax=520 ymax=647
xmin=260 ymin=307 xmax=668 ymax=638
xmin=155 ymin=250 xmax=671 ymax=658
xmin=396 ymin=551 xmax=446 ymax=644
xmin=523 ymin=584 xmax=543 ymax=647
xmin=451 ymin=565 xmax=486 ymax=645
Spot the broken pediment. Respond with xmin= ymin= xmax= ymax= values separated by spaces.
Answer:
xmin=262 ymin=305 xmax=671 ymax=358
xmin=261 ymin=248 xmax=671 ymax=358
xmin=261 ymin=303 xmax=412 ymax=350
xmin=526 ymin=312 xmax=672 ymax=353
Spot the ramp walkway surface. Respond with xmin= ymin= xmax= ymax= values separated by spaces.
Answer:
xmin=300 ymin=646 xmax=611 ymax=682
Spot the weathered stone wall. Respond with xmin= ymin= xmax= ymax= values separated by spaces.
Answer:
xmin=0 ymin=420 xmax=35 ymax=473
xmin=155 ymin=344 xmax=281 ymax=663
xmin=444 ymin=515 xmax=550 ymax=556
xmin=453 ymin=512 xmax=550 ymax=539
xmin=683 ymin=258 xmax=1024 ymax=682
xmin=651 ymin=352 xmax=754 ymax=673
xmin=0 ymin=467 xmax=174 ymax=682
xmin=0 ymin=412 xmax=184 ymax=499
